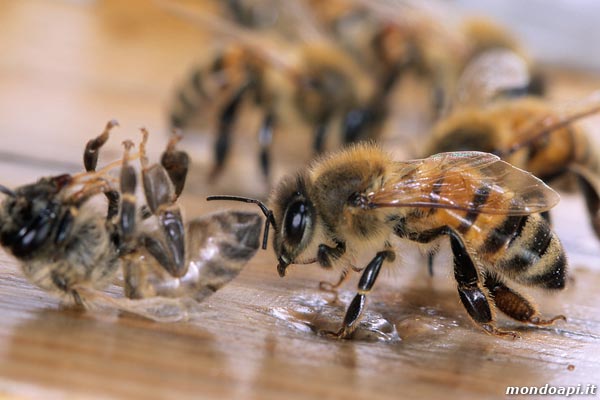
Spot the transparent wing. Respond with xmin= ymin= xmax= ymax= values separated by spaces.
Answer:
xmin=453 ymin=49 xmax=531 ymax=109
xmin=368 ymin=151 xmax=559 ymax=215
xmin=501 ymin=90 xmax=600 ymax=156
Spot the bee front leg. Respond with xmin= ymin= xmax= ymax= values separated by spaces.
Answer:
xmin=484 ymin=274 xmax=566 ymax=326
xmin=317 ymin=240 xmax=347 ymax=300
xmin=321 ymin=250 xmax=394 ymax=340
xmin=319 ymin=268 xmax=349 ymax=303
xmin=446 ymin=229 xmax=519 ymax=339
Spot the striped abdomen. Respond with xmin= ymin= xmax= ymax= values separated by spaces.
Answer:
xmin=421 ymin=181 xmax=566 ymax=290
xmin=463 ymin=212 xmax=566 ymax=290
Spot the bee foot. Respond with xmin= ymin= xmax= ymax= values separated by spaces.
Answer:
xmin=529 ymin=314 xmax=566 ymax=326
xmin=482 ymin=324 xmax=521 ymax=340
xmin=318 ymin=328 xmax=350 ymax=340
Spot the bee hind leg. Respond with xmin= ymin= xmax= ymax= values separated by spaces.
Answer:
xmin=446 ymin=229 xmax=519 ymax=339
xmin=321 ymin=250 xmax=394 ymax=340
xmin=138 ymin=130 xmax=186 ymax=278
xmin=484 ymin=274 xmax=566 ymax=326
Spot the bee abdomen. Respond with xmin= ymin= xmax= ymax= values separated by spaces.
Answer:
xmin=491 ymin=214 xmax=566 ymax=289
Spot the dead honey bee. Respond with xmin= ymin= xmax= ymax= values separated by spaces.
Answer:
xmin=166 ymin=2 xmax=382 ymax=184
xmin=209 ymin=143 xmax=567 ymax=339
xmin=0 ymin=121 xmax=262 ymax=318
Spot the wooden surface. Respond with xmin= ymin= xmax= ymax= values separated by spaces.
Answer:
xmin=1 ymin=1 xmax=600 ymax=399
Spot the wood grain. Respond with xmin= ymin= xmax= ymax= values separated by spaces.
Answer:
xmin=1 ymin=1 xmax=600 ymax=399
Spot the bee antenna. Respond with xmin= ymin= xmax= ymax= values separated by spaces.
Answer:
xmin=206 ymin=195 xmax=276 ymax=250
xmin=0 ymin=184 xmax=15 ymax=197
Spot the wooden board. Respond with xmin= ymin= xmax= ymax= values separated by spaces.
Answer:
xmin=1 ymin=1 xmax=600 ymax=399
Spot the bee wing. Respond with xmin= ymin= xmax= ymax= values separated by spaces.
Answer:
xmin=348 ymin=0 xmax=468 ymax=53
xmin=156 ymin=0 xmax=299 ymax=74
xmin=501 ymin=90 xmax=600 ymax=156
xmin=368 ymin=151 xmax=559 ymax=215
xmin=453 ymin=49 xmax=531 ymax=109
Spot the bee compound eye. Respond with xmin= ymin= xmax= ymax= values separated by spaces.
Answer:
xmin=284 ymin=200 xmax=310 ymax=246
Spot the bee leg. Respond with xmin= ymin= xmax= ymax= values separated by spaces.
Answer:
xmin=209 ymin=83 xmax=250 ymax=181
xmin=484 ymin=274 xmax=566 ymax=326
xmin=139 ymin=131 xmax=186 ymax=278
xmin=83 ymin=119 xmax=118 ymax=171
xmin=426 ymin=243 xmax=440 ymax=277
xmin=83 ymin=120 xmax=120 ymax=220
xmin=319 ymin=268 xmax=349 ymax=303
xmin=122 ymin=253 xmax=152 ymax=299
xmin=321 ymin=250 xmax=394 ymax=340
xmin=118 ymin=141 xmax=137 ymax=243
xmin=317 ymin=240 xmax=347 ymax=300
xmin=316 ymin=240 xmax=346 ymax=268
xmin=342 ymin=108 xmax=371 ymax=144
xmin=573 ymin=168 xmax=600 ymax=238
xmin=258 ymin=111 xmax=275 ymax=183
xmin=313 ymin=116 xmax=332 ymax=154
xmin=447 ymin=229 xmax=519 ymax=339
xmin=160 ymin=133 xmax=190 ymax=199
xmin=341 ymin=102 xmax=385 ymax=144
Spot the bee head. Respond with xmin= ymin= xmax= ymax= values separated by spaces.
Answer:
xmin=0 ymin=174 xmax=70 ymax=258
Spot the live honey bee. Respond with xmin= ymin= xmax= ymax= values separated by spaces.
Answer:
xmin=166 ymin=2 xmax=383 ymax=185
xmin=313 ymin=0 xmax=544 ymax=117
xmin=0 ymin=121 xmax=262 ymax=319
xmin=425 ymin=60 xmax=600 ymax=239
xmin=209 ymin=143 xmax=567 ymax=339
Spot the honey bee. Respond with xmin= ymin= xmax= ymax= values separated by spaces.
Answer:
xmin=209 ymin=143 xmax=567 ymax=339
xmin=317 ymin=0 xmax=544 ymax=116
xmin=0 ymin=121 xmax=262 ymax=319
xmin=165 ymin=2 xmax=383 ymax=184
xmin=425 ymin=64 xmax=600 ymax=239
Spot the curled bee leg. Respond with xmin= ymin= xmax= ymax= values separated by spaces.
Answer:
xmin=83 ymin=119 xmax=120 ymax=219
xmin=139 ymin=128 xmax=187 ymax=278
xmin=320 ymin=250 xmax=394 ymax=340
xmin=484 ymin=274 xmax=566 ymax=326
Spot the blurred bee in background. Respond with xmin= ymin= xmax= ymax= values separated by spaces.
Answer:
xmin=209 ymin=144 xmax=567 ymax=339
xmin=306 ymin=0 xmax=545 ymax=117
xmin=425 ymin=50 xmax=600 ymax=239
xmin=0 ymin=121 xmax=262 ymax=320
xmin=166 ymin=1 xmax=385 ymax=187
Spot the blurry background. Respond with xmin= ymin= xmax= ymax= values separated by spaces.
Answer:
xmin=0 ymin=1 xmax=600 ymax=398
xmin=453 ymin=0 xmax=600 ymax=71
